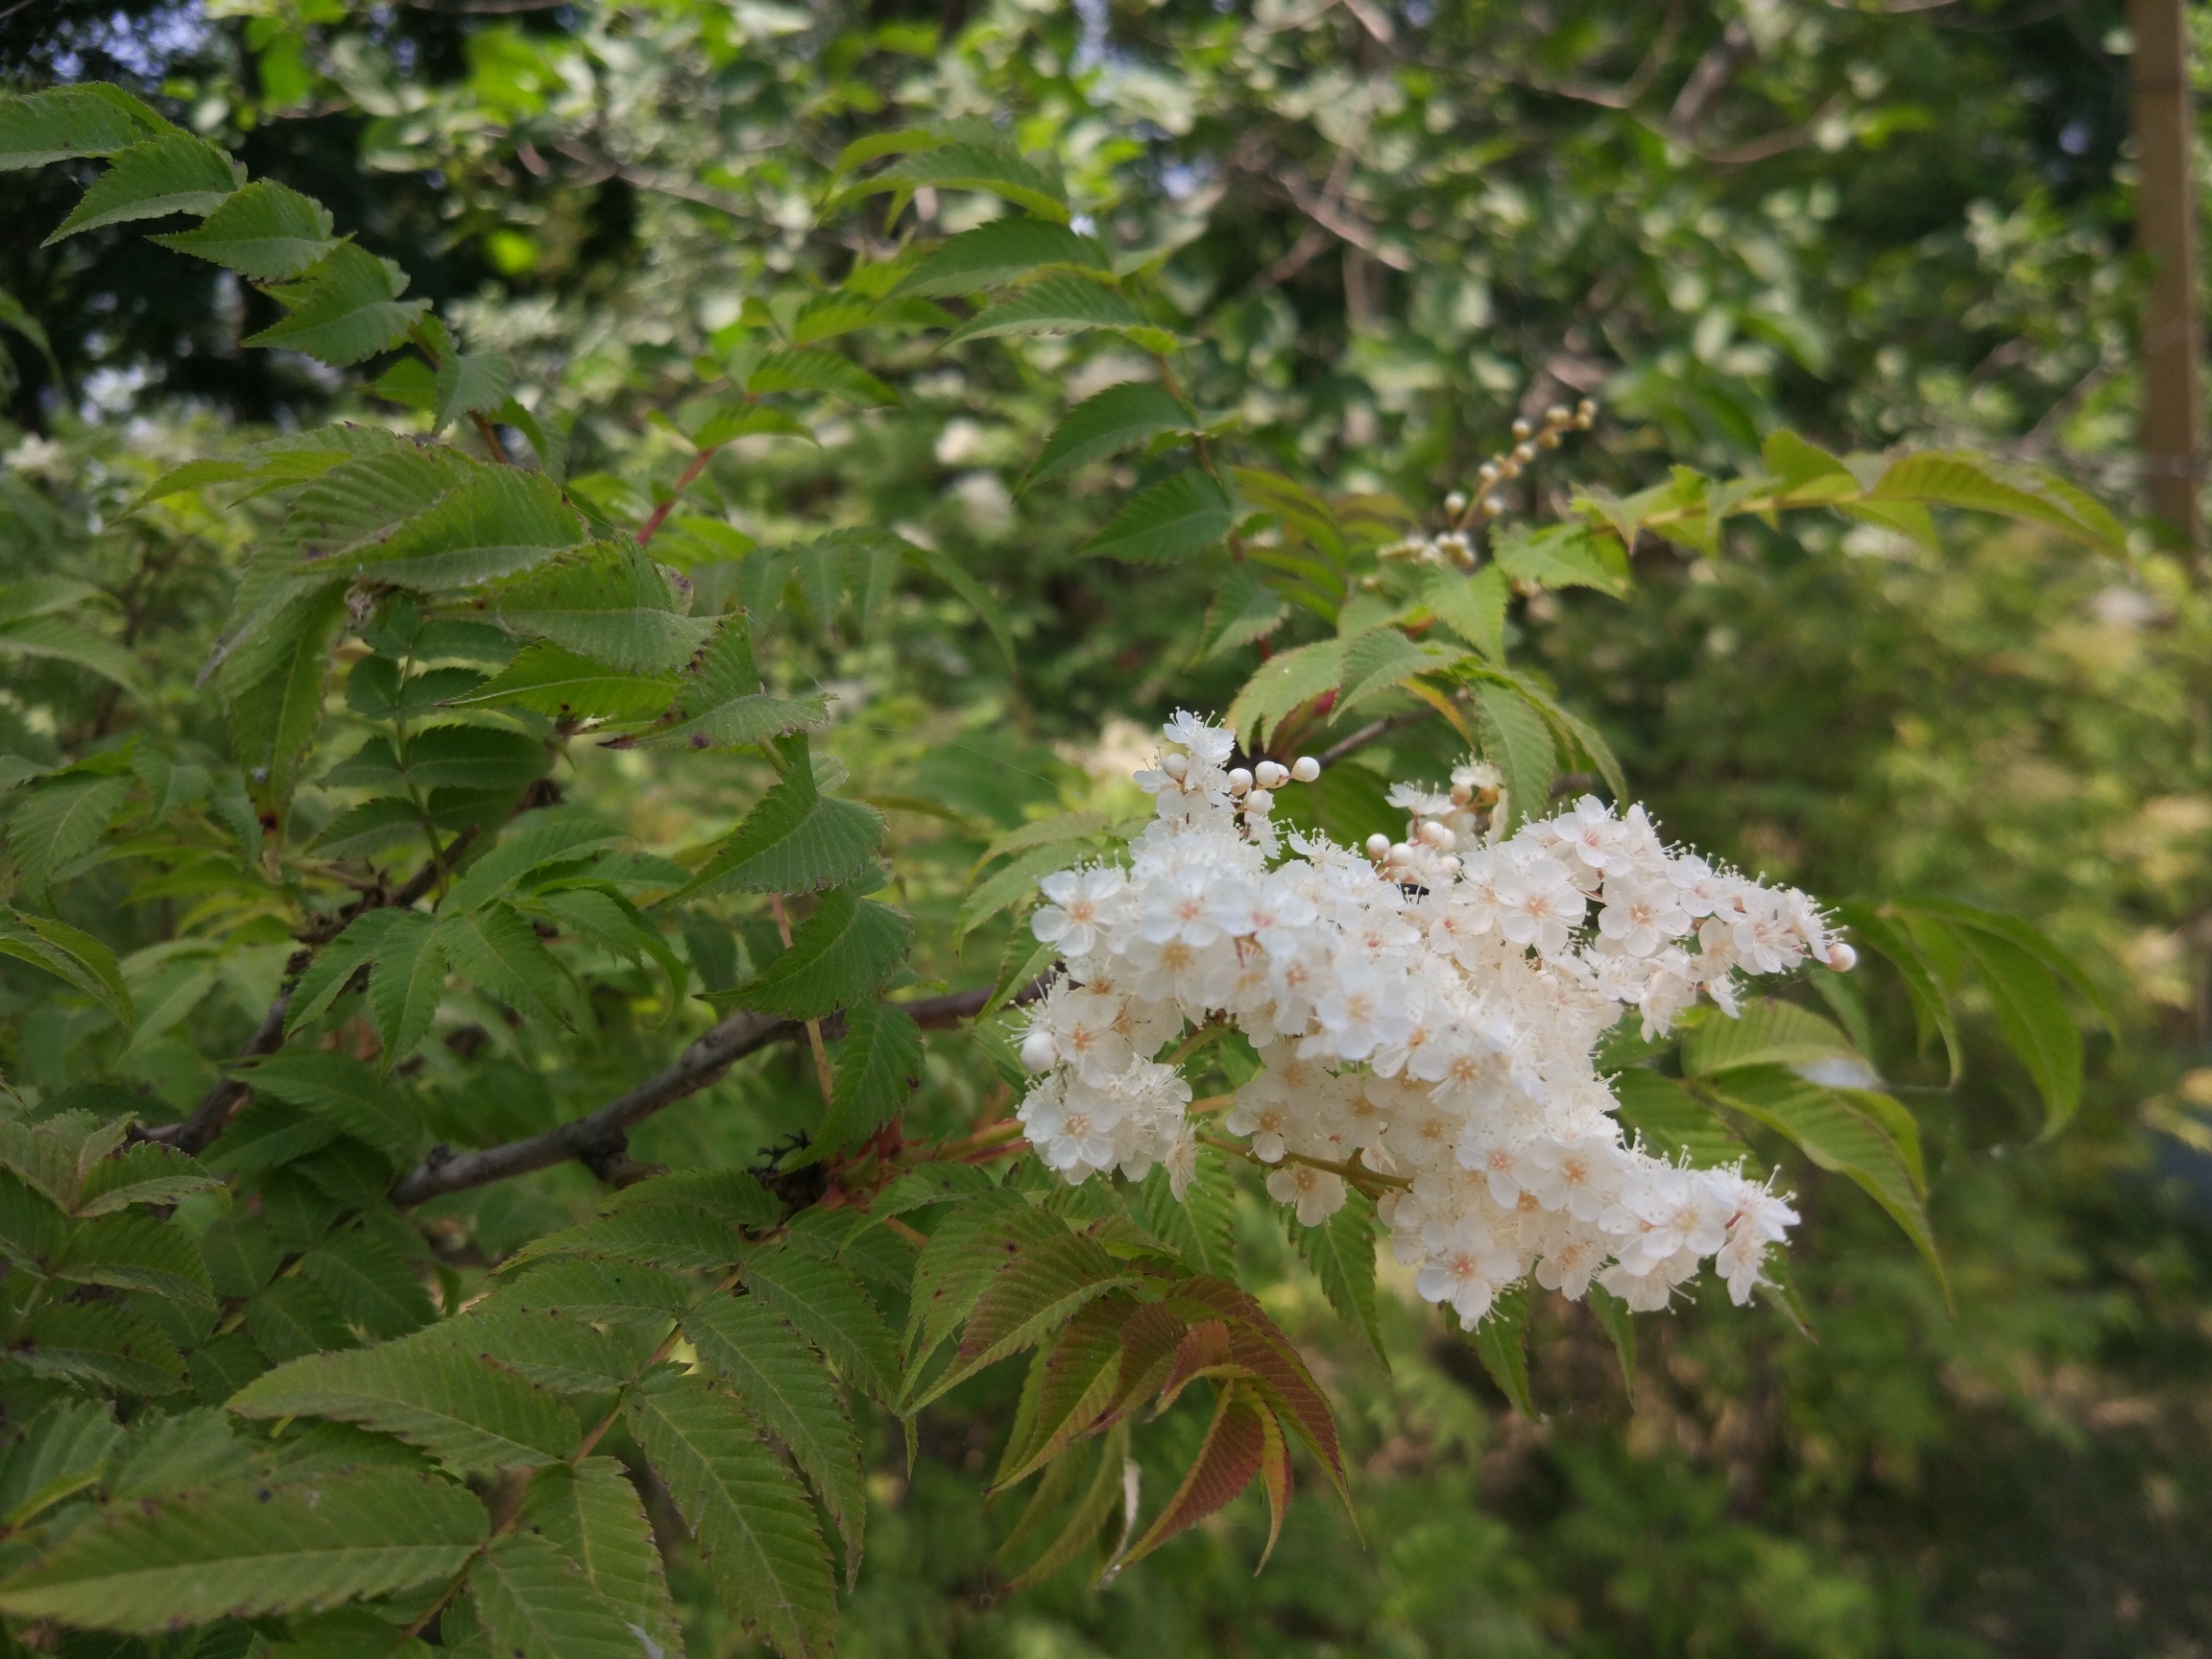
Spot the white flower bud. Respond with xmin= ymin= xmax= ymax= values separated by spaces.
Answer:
xmin=1418 ymin=820 xmax=1455 ymax=850
xmin=1439 ymin=854 xmax=1462 ymax=877
xmin=1161 ymin=753 xmax=1188 ymax=779
xmin=1388 ymin=842 xmax=1413 ymax=864
xmin=1244 ymin=787 xmax=1273 ymax=812
xmin=1825 ymin=941 xmax=1858 ymax=973
xmin=1513 ymin=442 xmax=1538 ymax=465
xmin=1227 ymin=767 xmax=1253 ymax=794
xmin=1450 ymin=782 xmax=1474 ymax=806
xmin=1254 ymin=760 xmax=1286 ymax=788
xmin=1290 ymin=756 xmax=1320 ymax=782
xmin=1511 ymin=418 xmax=1533 ymax=441
xmin=1444 ymin=490 xmax=1469 ymax=515
xmin=1020 ymin=1029 xmax=1058 ymax=1073
xmin=1364 ymin=833 xmax=1391 ymax=860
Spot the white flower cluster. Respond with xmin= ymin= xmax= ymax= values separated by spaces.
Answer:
xmin=1016 ymin=711 xmax=1845 ymax=1320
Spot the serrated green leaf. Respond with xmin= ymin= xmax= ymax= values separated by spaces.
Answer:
xmin=637 ymin=616 xmax=830 ymax=752
xmin=325 ymin=726 xmax=547 ymax=797
xmin=1336 ymin=627 xmax=1461 ymax=718
xmin=688 ymin=399 xmax=817 ymax=448
xmin=1469 ymin=1284 xmax=1537 ymax=1419
xmin=1705 ymin=1066 xmax=1943 ymax=1286
xmin=46 ymin=133 xmax=237 ymax=242
xmin=678 ymin=749 xmax=883 ymax=901
xmin=1424 ymin=565 xmax=1508 ymax=661
xmin=1832 ymin=902 xmax=1960 ymax=1080
xmin=1947 ymin=926 xmax=2082 ymax=1138
xmin=716 ymin=886 xmax=912 ymax=1022
xmin=51 ymin=1214 xmax=212 ymax=1307
xmin=244 ymin=1051 xmax=421 ymax=1164
xmin=1682 ymin=998 xmax=1867 ymax=1079
xmin=996 ymin=1424 xmax=1127 ymax=1593
xmin=423 ymin=1308 xmax=647 ymax=1393
xmin=152 ymin=178 xmax=335 ymax=277
xmin=745 ymin=348 xmax=897 ymax=406
xmin=1021 ymin=382 xmax=1190 ymax=492
xmin=904 ymin=1194 xmax=1063 ymax=1363
xmin=219 ymin=580 xmax=348 ymax=823
xmin=808 ymin=998 xmax=923 ymax=1161
xmin=478 ymin=1258 xmax=690 ymax=1326
xmin=1227 ymin=637 xmax=1344 ymax=748
xmin=368 ymin=910 xmax=447 ymax=1070
xmin=8 ymin=773 xmax=129 ymax=892
xmin=627 ymin=1367 xmax=837 ymax=1659
xmin=470 ymin=1529 xmax=645 ymax=1659
xmin=1491 ymin=521 xmax=1629 ymax=595
xmin=12 ymin=1302 xmax=184 ymax=1394
xmin=685 ymin=1296 xmax=866 ymax=1576
xmin=0 ymin=1399 xmax=119 ymax=1528
xmin=1201 ymin=564 xmax=1290 ymax=660
xmin=73 ymin=1142 xmax=218 ymax=1217
xmin=991 ymin=1291 xmax=1131 ymax=1491
xmin=945 ymin=273 xmax=1142 ymax=346
xmin=902 ymin=542 xmax=1017 ymax=666
xmin=0 ymin=1469 xmax=485 ymax=1632
xmin=1472 ymin=683 xmax=1556 ymax=831
xmin=228 ymin=1337 xmax=580 ymax=1470
xmin=485 ymin=541 xmax=712 ymax=674
xmin=0 ymin=905 xmax=133 ymax=1027
xmin=896 ymin=219 xmax=1108 ymax=297
xmin=1289 ymin=1187 xmax=1382 ymax=1362
xmin=243 ymin=242 xmax=427 ymax=366
xmin=444 ymin=641 xmax=676 ymax=723
xmin=1081 ymin=469 xmax=1236 ymax=565
xmin=838 ymin=141 xmax=1069 ymax=224
xmin=0 ymin=613 xmax=140 ymax=689
xmin=1867 ymin=451 xmax=2123 ymax=554
xmin=306 ymin=467 xmax=589 ymax=590
xmin=503 ymin=1203 xmax=747 ymax=1274
xmin=519 ymin=1459 xmax=683 ymax=1655
xmin=1138 ymin=1144 xmax=1238 ymax=1278
xmin=445 ymin=813 xmax=627 ymax=915
xmin=741 ymin=1244 xmax=900 ymax=1406
xmin=286 ymin=910 xmax=393 ymax=1033
xmin=0 ymin=84 xmax=172 ymax=171
xmin=433 ymin=347 xmax=515 ymax=435
xmin=437 ymin=902 xmax=572 ymax=1028
xmin=242 ymin=1276 xmax=357 ymax=1362
xmin=299 ymin=1228 xmax=437 ymax=1340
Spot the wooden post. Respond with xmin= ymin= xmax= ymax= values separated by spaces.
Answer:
xmin=2129 ymin=0 xmax=2202 ymax=552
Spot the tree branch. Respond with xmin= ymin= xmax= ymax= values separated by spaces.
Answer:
xmin=388 ymin=977 xmax=1053 ymax=1208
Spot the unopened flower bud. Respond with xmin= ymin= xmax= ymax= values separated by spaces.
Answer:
xmin=1244 ymin=787 xmax=1274 ymax=812
xmin=1499 ymin=458 xmax=1522 ymax=480
xmin=1162 ymin=753 xmax=1188 ymax=779
xmin=1255 ymin=760 xmax=1287 ymax=788
xmin=1511 ymin=418 xmax=1533 ymax=441
xmin=1545 ymin=404 xmax=1571 ymax=425
xmin=1481 ymin=495 xmax=1506 ymax=517
xmin=1227 ymin=767 xmax=1253 ymax=794
xmin=1020 ymin=1029 xmax=1058 ymax=1073
xmin=1389 ymin=842 xmax=1413 ymax=864
xmin=1450 ymin=782 xmax=1474 ymax=807
xmin=1477 ymin=461 xmax=1502 ymax=485
xmin=1364 ymin=833 xmax=1391 ymax=861
xmin=1513 ymin=442 xmax=1538 ymax=465
xmin=1825 ymin=941 xmax=1858 ymax=973
xmin=1418 ymin=820 xmax=1455 ymax=850
xmin=1444 ymin=490 xmax=1469 ymax=516
xmin=1291 ymin=756 xmax=1321 ymax=782
xmin=1538 ymin=430 xmax=1562 ymax=449
xmin=1439 ymin=854 xmax=1462 ymax=877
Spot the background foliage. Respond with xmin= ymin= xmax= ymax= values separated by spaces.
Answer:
xmin=1 ymin=2 xmax=2208 ymax=1657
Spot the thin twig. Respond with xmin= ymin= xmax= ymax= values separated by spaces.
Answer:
xmin=389 ymin=976 xmax=1052 ymax=1207
xmin=1314 ymin=709 xmax=1431 ymax=766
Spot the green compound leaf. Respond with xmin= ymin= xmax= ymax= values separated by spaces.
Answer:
xmin=677 ymin=746 xmax=884 ymax=901
xmin=228 ymin=1336 xmax=582 ymax=1472
xmin=905 ymin=1228 xmax=1135 ymax=1413
xmin=469 ymin=1531 xmax=645 ymax=1659
xmin=243 ymin=242 xmax=429 ymax=368
xmin=46 ymin=133 xmax=238 ymax=243
xmin=637 ymin=615 xmax=830 ymax=752
xmin=1608 ymin=1068 xmax=1752 ymax=1169
xmin=298 ymin=1228 xmax=438 ymax=1340
xmin=1021 ymin=382 xmax=1191 ymax=492
xmin=437 ymin=902 xmax=572 ymax=1029
xmin=1138 ymin=1143 xmax=1238 ymax=1278
xmin=740 ymin=1243 xmax=901 ymax=1407
xmin=367 ymin=910 xmax=447 ymax=1070
xmin=485 ymin=541 xmax=713 ymax=674
xmin=154 ymin=178 xmax=336 ymax=277
xmin=243 ymin=1050 xmax=422 ymax=1165
xmin=1080 ymin=469 xmax=1236 ymax=565
xmin=1423 ymin=565 xmax=1508 ymax=661
xmin=685 ymin=1295 xmax=867 ymax=1578
xmin=945 ymin=273 xmax=1138 ymax=346
xmin=716 ymin=885 xmax=913 ymax=1022
xmin=1468 ymin=1283 xmax=1537 ymax=1421
xmin=896 ymin=218 xmax=1109 ymax=297
xmin=626 ymin=1367 xmax=837 ymax=1659
xmin=75 ymin=1142 xmax=219 ymax=1216
xmin=810 ymin=998 xmax=924 ymax=1160
xmin=744 ymin=347 xmax=897 ymax=406
xmin=50 ymin=1213 xmax=214 ymax=1307
xmin=1681 ymin=998 xmax=1867 ymax=1079
xmin=518 ymin=1459 xmax=684 ymax=1656
xmin=0 ymin=1469 xmax=485 ymax=1633
xmin=304 ymin=466 xmax=589 ymax=590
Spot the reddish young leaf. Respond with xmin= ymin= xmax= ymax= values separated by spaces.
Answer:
xmin=906 ymin=1230 xmax=1136 ymax=1411
xmin=1166 ymin=1276 xmax=1345 ymax=1497
xmin=1097 ymin=1302 xmax=1186 ymax=1429
xmin=1151 ymin=1318 xmax=1233 ymax=1415
xmin=1253 ymin=1402 xmax=1293 ymax=1572
xmin=1116 ymin=1383 xmax=1266 ymax=1570
xmin=992 ymin=1292 xmax=1135 ymax=1491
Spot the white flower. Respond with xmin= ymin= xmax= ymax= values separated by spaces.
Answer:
xmin=1266 ymin=1162 xmax=1347 ymax=1226
xmin=1033 ymin=866 xmax=1126 ymax=958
